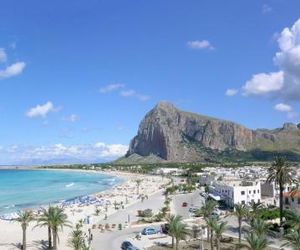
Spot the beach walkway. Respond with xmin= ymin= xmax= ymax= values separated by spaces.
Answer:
xmin=91 ymin=190 xmax=165 ymax=250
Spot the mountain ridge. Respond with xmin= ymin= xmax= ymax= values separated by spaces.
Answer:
xmin=121 ymin=101 xmax=300 ymax=163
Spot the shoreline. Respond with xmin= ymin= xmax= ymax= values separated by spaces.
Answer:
xmin=0 ymin=169 xmax=169 ymax=249
xmin=0 ymin=168 xmax=125 ymax=218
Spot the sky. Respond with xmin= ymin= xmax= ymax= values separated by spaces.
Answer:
xmin=0 ymin=0 xmax=300 ymax=164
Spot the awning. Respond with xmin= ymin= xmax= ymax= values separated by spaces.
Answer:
xmin=208 ymin=193 xmax=221 ymax=201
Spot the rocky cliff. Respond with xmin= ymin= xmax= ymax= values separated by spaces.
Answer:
xmin=122 ymin=102 xmax=300 ymax=163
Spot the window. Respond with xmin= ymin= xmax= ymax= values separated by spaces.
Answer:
xmin=285 ymin=197 xmax=290 ymax=205
xmin=241 ymin=200 xmax=245 ymax=205
xmin=241 ymin=191 xmax=245 ymax=195
xmin=257 ymin=190 xmax=260 ymax=193
xmin=253 ymin=190 xmax=256 ymax=194
xmin=249 ymin=190 xmax=251 ymax=194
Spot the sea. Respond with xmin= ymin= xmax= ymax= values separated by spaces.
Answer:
xmin=0 ymin=169 xmax=122 ymax=215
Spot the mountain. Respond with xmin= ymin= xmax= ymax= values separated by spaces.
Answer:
xmin=120 ymin=101 xmax=300 ymax=163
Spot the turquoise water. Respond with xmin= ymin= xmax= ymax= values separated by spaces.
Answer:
xmin=0 ymin=169 xmax=121 ymax=215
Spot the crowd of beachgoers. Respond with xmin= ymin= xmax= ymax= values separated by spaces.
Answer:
xmin=0 ymin=170 xmax=169 ymax=250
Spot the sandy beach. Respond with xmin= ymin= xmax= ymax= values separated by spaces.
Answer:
xmin=0 ymin=170 xmax=168 ymax=250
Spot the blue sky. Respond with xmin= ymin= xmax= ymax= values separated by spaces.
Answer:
xmin=0 ymin=0 xmax=300 ymax=164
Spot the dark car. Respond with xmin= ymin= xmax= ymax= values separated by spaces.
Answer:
xmin=161 ymin=223 xmax=170 ymax=234
xmin=182 ymin=202 xmax=188 ymax=207
xmin=121 ymin=241 xmax=140 ymax=250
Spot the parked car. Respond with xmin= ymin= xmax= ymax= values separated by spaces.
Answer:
xmin=189 ymin=206 xmax=200 ymax=213
xmin=121 ymin=241 xmax=140 ymax=250
xmin=161 ymin=223 xmax=170 ymax=234
xmin=182 ymin=202 xmax=188 ymax=207
xmin=211 ymin=210 xmax=221 ymax=219
xmin=141 ymin=226 xmax=157 ymax=235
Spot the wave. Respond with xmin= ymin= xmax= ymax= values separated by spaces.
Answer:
xmin=3 ymin=204 xmax=15 ymax=209
xmin=65 ymin=183 xmax=74 ymax=188
xmin=97 ymin=178 xmax=117 ymax=185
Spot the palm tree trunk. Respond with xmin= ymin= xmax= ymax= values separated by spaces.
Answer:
xmin=171 ymin=236 xmax=174 ymax=248
xmin=210 ymin=229 xmax=213 ymax=250
xmin=207 ymin=225 xmax=210 ymax=242
xmin=279 ymin=183 xmax=284 ymax=226
xmin=48 ymin=226 xmax=52 ymax=249
xmin=175 ymin=238 xmax=179 ymax=250
xmin=238 ymin=217 xmax=242 ymax=244
xmin=217 ymin=238 xmax=220 ymax=250
xmin=52 ymin=229 xmax=57 ymax=250
xmin=22 ymin=227 xmax=26 ymax=250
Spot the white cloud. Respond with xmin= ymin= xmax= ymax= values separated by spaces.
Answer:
xmin=274 ymin=103 xmax=297 ymax=118
xmin=187 ymin=40 xmax=214 ymax=50
xmin=0 ymin=48 xmax=7 ymax=63
xmin=0 ymin=143 xmax=128 ymax=164
xmin=242 ymin=71 xmax=284 ymax=96
xmin=120 ymin=89 xmax=150 ymax=101
xmin=26 ymin=101 xmax=57 ymax=118
xmin=225 ymin=88 xmax=238 ymax=96
xmin=99 ymin=83 xmax=125 ymax=93
xmin=100 ymin=83 xmax=150 ymax=101
xmin=274 ymin=103 xmax=292 ymax=112
xmin=63 ymin=114 xmax=80 ymax=122
xmin=262 ymin=4 xmax=272 ymax=14
xmin=94 ymin=142 xmax=128 ymax=158
xmin=0 ymin=62 xmax=26 ymax=80
xmin=120 ymin=90 xmax=136 ymax=97
xmin=242 ymin=18 xmax=300 ymax=101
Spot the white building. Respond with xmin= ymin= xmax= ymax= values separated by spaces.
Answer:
xmin=198 ymin=173 xmax=216 ymax=186
xmin=260 ymin=181 xmax=298 ymax=207
xmin=210 ymin=179 xmax=261 ymax=208
xmin=155 ymin=168 xmax=184 ymax=176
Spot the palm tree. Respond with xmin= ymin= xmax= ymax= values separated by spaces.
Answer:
xmin=68 ymin=227 xmax=84 ymax=250
xmin=248 ymin=201 xmax=264 ymax=221
xmin=15 ymin=210 xmax=34 ymax=250
xmin=81 ymin=245 xmax=91 ymax=250
xmin=50 ymin=207 xmax=71 ymax=250
xmin=135 ymin=179 xmax=142 ymax=195
xmin=282 ymin=230 xmax=300 ymax=250
xmin=249 ymin=218 xmax=272 ymax=238
xmin=212 ymin=220 xmax=227 ymax=250
xmin=206 ymin=217 xmax=218 ymax=250
xmin=232 ymin=203 xmax=248 ymax=244
xmin=195 ymin=200 xmax=217 ymax=242
xmin=285 ymin=210 xmax=300 ymax=232
xmin=35 ymin=206 xmax=55 ymax=249
xmin=267 ymin=156 xmax=296 ymax=226
xmin=166 ymin=214 xmax=182 ymax=248
xmin=195 ymin=200 xmax=218 ymax=218
xmin=172 ymin=219 xmax=189 ymax=250
xmin=244 ymin=232 xmax=268 ymax=250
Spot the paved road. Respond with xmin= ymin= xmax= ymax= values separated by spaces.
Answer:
xmin=91 ymin=189 xmax=286 ymax=250
xmin=91 ymin=191 xmax=165 ymax=250
xmin=171 ymin=190 xmax=205 ymax=219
